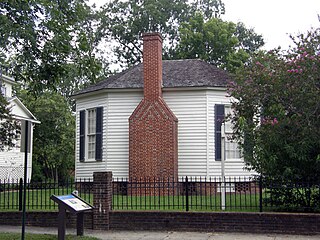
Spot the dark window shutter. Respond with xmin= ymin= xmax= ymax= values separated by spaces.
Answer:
xmin=95 ymin=107 xmax=103 ymax=161
xmin=79 ymin=110 xmax=86 ymax=162
xmin=215 ymin=104 xmax=225 ymax=161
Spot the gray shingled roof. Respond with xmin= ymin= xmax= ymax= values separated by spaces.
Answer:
xmin=73 ymin=59 xmax=231 ymax=96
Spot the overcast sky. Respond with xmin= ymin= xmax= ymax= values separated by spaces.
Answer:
xmin=222 ymin=0 xmax=320 ymax=50
xmin=90 ymin=0 xmax=320 ymax=50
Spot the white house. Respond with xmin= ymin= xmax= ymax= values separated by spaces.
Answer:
xmin=0 ymin=73 xmax=39 ymax=181
xmin=73 ymin=33 xmax=251 ymax=180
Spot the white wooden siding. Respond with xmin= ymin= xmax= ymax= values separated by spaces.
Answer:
xmin=106 ymin=92 xmax=143 ymax=178
xmin=164 ymin=90 xmax=208 ymax=177
xmin=75 ymin=88 xmax=252 ymax=179
xmin=75 ymin=94 xmax=108 ymax=179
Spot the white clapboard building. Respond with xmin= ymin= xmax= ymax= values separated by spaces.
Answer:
xmin=0 ymin=73 xmax=39 ymax=181
xmin=73 ymin=33 xmax=252 ymax=180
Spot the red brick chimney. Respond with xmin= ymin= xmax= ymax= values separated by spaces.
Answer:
xmin=129 ymin=33 xmax=178 ymax=181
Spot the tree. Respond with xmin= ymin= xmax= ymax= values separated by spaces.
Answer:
xmin=98 ymin=0 xmax=226 ymax=67
xmin=99 ymin=0 xmax=264 ymax=70
xmin=235 ymin=22 xmax=265 ymax=53
xmin=0 ymin=0 xmax=106 ymax=99
xmin=18 ymin=90 xmax=75 ymax=182
xmin=174 ymin=13 xmax=263 ymax=72
xmin=229 ymin=28 xmax=320 ymax=182
xmin=191 ymin=0 xmax=225 ymax=20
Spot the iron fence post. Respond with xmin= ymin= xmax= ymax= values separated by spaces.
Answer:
xmin=185 ymin=176 xmax=189 ymax=212
xmin=259 ymin=177 xmax=263 ymax=212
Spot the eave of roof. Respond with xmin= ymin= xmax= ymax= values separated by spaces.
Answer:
xmin=72 ymin=86 xmax=227 ymax=100
xmin=1 ymin=74 xmax=15 ymax=85
xmin=8 ymin=97 xmax=40 ymax=124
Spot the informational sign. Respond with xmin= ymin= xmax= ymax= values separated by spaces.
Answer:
xmin=56 ymin=195 xmax=92 ymax=212
xmin=51 ymin=193 xmax=93 ymax=239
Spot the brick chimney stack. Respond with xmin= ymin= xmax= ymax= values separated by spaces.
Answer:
xmin=142 ymin=33 xmax=163 ymax=100
xmin=129 ymin=32 xmax=178 ymax=181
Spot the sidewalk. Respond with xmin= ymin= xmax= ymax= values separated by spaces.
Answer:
xmin=0 ymin=225 xmax=319 ymax=240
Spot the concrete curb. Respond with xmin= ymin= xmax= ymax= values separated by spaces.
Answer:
xmin=0 ymin=225 xmax=319 ymax=240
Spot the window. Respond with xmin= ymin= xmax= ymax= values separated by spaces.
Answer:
xmin=79 ymin=107 xmax=103 ymax=161
xmin=87 ymin=108 xmax=96 ymax=159
xmin=215 ymin=104 xmax=224 ymax=161
xmin=225 ymin=139 xmax=241 ymax=159
xmin=215 ymin=105 xmax=240 ymax=161
xmin=1 ymin=85 xmax=6 ymax=96
xmin=224 ymin=106 xmax=241 ymax=160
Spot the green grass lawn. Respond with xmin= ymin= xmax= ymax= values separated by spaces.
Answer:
xmin=112 ymin=193 xmax=261 ymax=212
xmin=1 ymin=188 xmax=262 ymax=212
xmin=1 ymin=185 xmax=264 ymax=212
xmin=0 ymin=233 xmax=99 ymax=240
xmin=0 ymin=188 xmax=93 ymax=211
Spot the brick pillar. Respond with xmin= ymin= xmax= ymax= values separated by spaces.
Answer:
xmin=93 ymin=171 xmax=112 ymax=230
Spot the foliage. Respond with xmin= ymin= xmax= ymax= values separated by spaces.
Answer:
xmin=98 ymin=0 xmax=227 ymax=67
xmin=235 ymin=22 xmax=265 ymax=54
xmin=99 ymin=0 xmax=264 ymax=70
xmin=263 ymin=180 xmax=320 ymax=212
xmin=0 ymin=94 xmax=19 ymax=150
xmin=0 ymin=0 xmax=264 ymax=181
xmin=191 ymin=0 xmax=225 ymax=20
xmin=0 ymin=0 xmax=106 ymax=99
xmin=18 ymin=91 xmax=75 ymax=182
xmin=229 ymin=28 xmax=320 ymax=182
xmin=0 ymin=0 xmax=106 ymax=180
xmin=174 ymin=13 xmax=263 ymax=72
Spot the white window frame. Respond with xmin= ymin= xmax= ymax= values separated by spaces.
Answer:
xmin=86 ymin=108 xmax=96 ymax=160
xmin=224 ymin=105 xmax=241 ymax=160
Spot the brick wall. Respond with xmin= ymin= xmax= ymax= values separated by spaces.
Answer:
xmin=1 ymin=211 xmax=319 ymax=235
xmin=110 ymin=211 xmax=320 ymax=235
xmin=129 ymin=33 xmax=178 ymax=183
xmin=0 ymin=211 xmax=93 ymax=229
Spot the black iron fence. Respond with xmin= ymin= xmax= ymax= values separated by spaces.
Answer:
xmin=1 ymin=176 xmax=319 ymax=212
xmin=112 ymin=176 xmax=261 ymax=212
xmin=0 ymin=178 xmax=93 ymax=211
xmin=112 ymin=176 xmax=320 ymax=212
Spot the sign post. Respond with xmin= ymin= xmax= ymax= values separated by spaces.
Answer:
xmin=221 ymin=123 xmax=226 ymax=210
xmin=58 ymin=204 xmax=67 ymax=239
xmin=21 ymin=120 xmax=29 ymax=240
xmin=51 ymin=194 xmax=93 ymax=240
